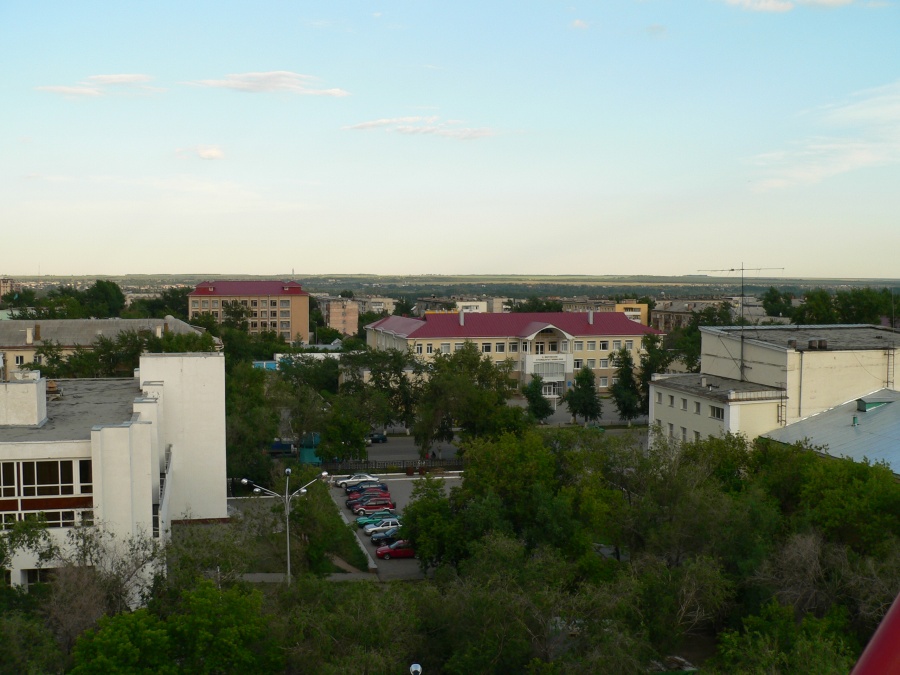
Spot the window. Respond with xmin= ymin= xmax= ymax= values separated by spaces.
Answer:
xmin=212 ymin=311 xmax=219 ymax=318
xmin=415 ymin=344 xmax=423 ymax=355
xmin=481 ymin=343 xmax=491 ymax=353
xmin=574 ymin=359 xmax=583 ymax=369
xmin=710 ymin=406 xmax=725 ymax=420
xmin=20 ymin=460 xmax=74 ymax=497
xmin=280 ymin=310 xmax=290 ymax=317
xmin=270 ymin=300 xmax=277 ymax=307
xmin=694 ymin=402 xmax=701 ymax=414
xmin=587 ymin=340 xmax=596 ymax=351
xmin=522 ymin=342 xmax=530 ymax=353
xmin=668 ymin=423 xmax=674 ymax=438
xmin=625 ymin=340 xmax=634 ymax=350
xmin=426 ymin=344 xmax=433 ymax=354
xmin=560 ymin=340 xmax=568 ymax=353
xmin=509 ymin=342 xmax=518 ymax=353
xmin=694 ymin=431 xmax=701 ymax=441
xmin=251 ymin=312 xmax=258 ymax=318
xmin=441 ymin=343 xmax=451 ymax=354
xmin=681 ymin=427 xmax=687 ymax=441
xmin=574 ymin=341 xmax=584 ymax=351
xmin=280 ymin=300 xmax=290 ymax=307
xmin=599 ymin=377 xmax=608 ymax=387
xmin=548 ymin=341 xmax=558 ymax=352
xmin=251 ymin=300 xmax=258 ymax=307
xmin=1 ymin=462 xmax=15 ymax=497
xmin=611 ymin=377 xmax=619 ymax=385
xmin=212 ymin=300 xmax=219 ymax=308
xmin=599 ymin=341 xmax=609 ymax=350
xmin=587 ymin=359 xmax=596 ymax=368
xmin=656 ymin=392 xmax=662 ymax=404
xmin=280 ymin=321 xmax=290 ymax=329
xmin=496 ymin=342 xmax=505 ymax=353
xmin=668 ymin=395 xmax=674 ymax=407
xmin=613 ymin=340 xmax=622 ymax=350
xmin=681 ymin=398 xmax=687 ymax=410
xmin=455 ymin=343 xmax=464 ymax=351
xmin=251 ymin=322 xmax=258 ymax=329
xmin=535 ymin=342 xmax=544 ymax=354
xmin=201 ymin=300 xmax=209 ymax=309
xmin=15 ymin=355 xmax=24 ymax=365
xmin=191 ymin=300 xmax=199 ymax=308
xmin=259 ymin=310 xmax=267 ymax=318
xmin=241 ymin=300 xmax=248 ymax=307
xmin=599 ymin=358 xmax=609 ymax=369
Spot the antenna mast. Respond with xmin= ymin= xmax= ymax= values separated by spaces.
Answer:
xmin=697 ymin=263 xmax=784 ymax=381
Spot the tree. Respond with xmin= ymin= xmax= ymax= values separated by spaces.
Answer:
xmin=522 ymin=375 xmax=554 ymax=423
xmin=341 ymin=349 xmax=423 ymax=429
xmin=668 ymin=301 xmax=734 ymax=372
xmin=82 ymin=280 xmax=126 ymax=318
xmin=338 ymin=289 xmax=354 ymax=298
xmin=225 ymin=362 xmax=278 ymax=483
xmin=762 ymin=287 xmax=795 ymax=318
xmin=392 ymin=297 xmax=415 ymax=316
xmin=221 ymin=301 xmax=251 ymax=331
xmin=609 ymin=348 xmax=642 ymax=422
xmin=506 ymin=296 xmax=564 ymax=313
xmin=563 ymin=367 xmax=601 ymax=424
xmin=638 ymin=334 xmax=672 ymax=414
xmin=792 ymin=289 xmax=837 ymax=324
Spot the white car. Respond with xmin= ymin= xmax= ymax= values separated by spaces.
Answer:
xmin=337 ymin=473 xmax=380 ymax=489
xmin=364 ymin=518 xmax=402 ymax=536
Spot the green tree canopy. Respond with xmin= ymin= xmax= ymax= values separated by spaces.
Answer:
xmin=609 ymin=348 xmax=642 ymax=422
xmin=563 ymin=366 xmax=602 ymax=424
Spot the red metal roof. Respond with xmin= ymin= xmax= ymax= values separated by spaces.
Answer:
xmin=189 ymin=281 xmax=308 ymax=297
xmin=368 ymin=312 xmax=661 ymax=339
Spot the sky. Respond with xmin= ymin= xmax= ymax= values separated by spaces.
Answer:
xmin=2 ymin=1 xmax=899 ymax=279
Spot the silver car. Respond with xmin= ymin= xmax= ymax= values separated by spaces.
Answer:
xmin=364 ymin=518 xmax=402 ymax=536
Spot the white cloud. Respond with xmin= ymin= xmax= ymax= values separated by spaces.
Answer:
xmin=187 ymin=71 xmax=349 ymax=96
xmin=35 ymin=85 xmax=102 ymax=97
xmin=572 ymin=19 xmax=589 ymax=29
xmin=36 ymin=74 xmax=159 ymax=97
xmin=196 ymin=146 xmax=225 ymax=160
xmin=725 ymin=0 xmax=794 ymax=12
xmin=344 ymin=115 xmax=496 ymax=140
xmin=752 ymin=81 xmax=900 ymax=189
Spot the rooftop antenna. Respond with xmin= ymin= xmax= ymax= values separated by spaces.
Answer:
xmin=697 ymin=263 xmax=784 ymax=381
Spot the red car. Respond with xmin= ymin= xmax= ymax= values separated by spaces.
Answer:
xmin=354 ymin=498 xmax=396 ymax=515
xmin=376 ymin=540 xmax=416 ymax=560
xmin=346 ymin=490 xmax=391 ymax=509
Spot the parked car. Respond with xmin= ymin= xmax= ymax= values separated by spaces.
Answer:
xmin=376 ymin=540 xmax=416 ymax=560
xmin=346 ymin=491 xmax=391 ymax=509
xmin=370 ymin=527 xmax=402 ymax=547
xmin=364 ymin=518 xmax=402 ymax=536
xmin=337 ymin=473 xmax=380 ymax=489
xmin=356 ymin=510 xmax=400 ymax=528
xmin=369 ymin=432 xmax=388 ymax=443
xmin=355 ymin=498 xmax=396 ymax=515
xmin=345 ymin=481 xmax=389 ymax=495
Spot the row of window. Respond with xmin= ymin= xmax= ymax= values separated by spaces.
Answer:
xmin=414 ymin=339 xmax=638 ymax=356
xmin=191 ymin=299 xmax=291 ymax=309
xmin=661 ymin=423 xmax=703 ymax=443
xmin=573 ymin=358 xmax=610 ymax=370
xmin=1 ymin=510 xmax=94 ymax=531
xmin=655 ymin=393 xmax=725 ymax=420
xmin=1 ymin=460 xmax=92 ymax=498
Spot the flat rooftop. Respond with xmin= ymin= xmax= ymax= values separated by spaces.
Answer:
xmin=0 ymin=379 xmax=139 ymax=442
xmin=703 ymin=324 xmax=900 ymax=352
xmin=653 ymin=373 xmax=784 ymax=403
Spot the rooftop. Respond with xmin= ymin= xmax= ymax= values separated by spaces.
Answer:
xmin=0 ymin=317 xmax=201 ymax=348
xmin=368 ymin=312 xmax=662 ymax=340
xmin=0 ymin=378 xmax=139 ymax=442
xmin=189 ymin=280 xmax=307 ymax=297
xmin=652 ymin=372 xmax=784 ymax=403
xmin=763 ymin=389 xmax=900 ymax=475
xmin=702 ymin=324 xmax=900 ymax=352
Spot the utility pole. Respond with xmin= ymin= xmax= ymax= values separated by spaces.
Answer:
xmin=698 ymin=263 xmax=784 ymax=381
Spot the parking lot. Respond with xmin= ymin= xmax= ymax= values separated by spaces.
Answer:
xmin=329 ymin=472 xmax=461 ymax=581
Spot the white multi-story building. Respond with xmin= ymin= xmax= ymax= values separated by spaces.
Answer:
xmin=1 ymin=352 xmax=227 ymax=586
xmin=650 ymin=324 xmax=900 ymax=443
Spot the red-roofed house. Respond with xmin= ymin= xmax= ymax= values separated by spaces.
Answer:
xmin=188 ymin=281 xmax=310 ymax=343
xmin=366 ymin=311 xmax=662 ymax=397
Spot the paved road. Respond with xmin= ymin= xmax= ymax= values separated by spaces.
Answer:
xmin=367 ymin=434 xmax=459 ymax=461
xmin=330 ymin=473 xmax=461 ymax=581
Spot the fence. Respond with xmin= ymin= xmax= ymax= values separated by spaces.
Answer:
xmin=320 ymin=458 xmax=466 ymax=476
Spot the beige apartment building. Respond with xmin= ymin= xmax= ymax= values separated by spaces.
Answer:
xmin=650 ymin=324 xmax=900 ymax=443
xmin=188 ymin=280 xmax=309 ymax=344
xmin=356 ymin=296 xmax=397 ymax=316
xmin=0 ymin=278 xmax=19 ymax=299
xmin=317 ymin=296 xmax=359 ymax=336
xmin=366 ymin=311 xmax=662 ymax=399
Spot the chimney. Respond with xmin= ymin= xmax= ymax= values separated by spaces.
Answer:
xmin=701 ymin=376 xmax=707 ymax=388
xmin=788 ymin=339 xmax=797 ymax=349
xmin=155 ymin=325 xmax=163 ymax=338
xmin=26 ymin=328 xmax=33 ymax=345
xmin=588 ymin=310 xmax=593 ymax=325
xmin=852 ymin=415 xmax=859 ymax=427
xmin=459 ymin=310 xmax=465 ymax=326
xmin=34 ymin=324 xmax=41 ymax=341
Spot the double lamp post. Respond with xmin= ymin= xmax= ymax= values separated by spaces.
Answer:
xmin=241 ymin=468 xmax=328 ymax=583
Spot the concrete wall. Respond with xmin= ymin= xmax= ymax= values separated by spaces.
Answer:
xmin=0 ymin=379 xmax=46 ymax=426
xmin=139 ymin=352 xmax=227 ymax=522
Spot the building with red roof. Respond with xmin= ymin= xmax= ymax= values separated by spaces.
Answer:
xmin=189 ymin=280 xmax=309 ymax=343
xmin=366 ymin=311 xmax=662 ymax=397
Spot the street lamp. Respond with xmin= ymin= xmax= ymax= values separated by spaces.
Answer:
xmin=241 ymin=468 xmax=328 ymax=583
